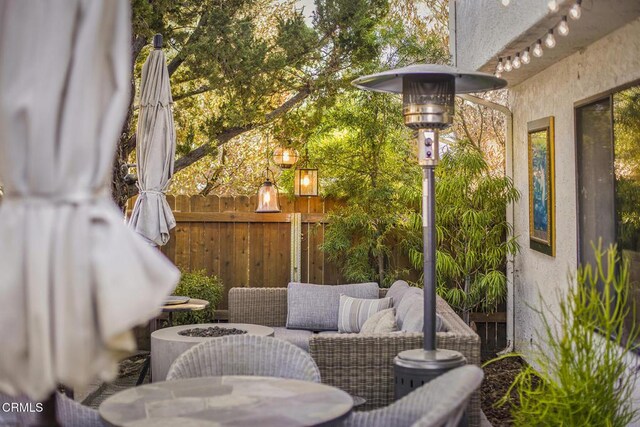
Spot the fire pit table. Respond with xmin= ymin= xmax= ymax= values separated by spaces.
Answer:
xmin=151 ymin=323 xmax=275 ymax=382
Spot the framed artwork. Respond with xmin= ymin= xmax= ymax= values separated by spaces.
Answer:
xmin=528 ymin=116 xmax=555 ymax=256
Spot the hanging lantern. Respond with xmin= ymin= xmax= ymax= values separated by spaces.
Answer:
xmin=256 ymin=131 xmax=281 ymax=212
xmin=293 ymin=149 xmax=318 ymax=197
xmin=256 ymin=177 xmax=281 ymax=212
xmin=294 ymin=167 xmax=318 ymax=197
xmin=273 ymin=146 xmax=299 ymax=169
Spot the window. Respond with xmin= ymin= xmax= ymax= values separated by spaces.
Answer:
xmin=577 ymin=85 xmax=640 ymax=346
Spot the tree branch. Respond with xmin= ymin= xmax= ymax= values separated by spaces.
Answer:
xmin=173 ymin=85 xmax=212 ymax=102
xmin=174 ymin=86 xmax=311 ymax=173
xmin=459 ymin=107 xmax=475 ymax=145
xmin=132 ymin=35 xmax=148 ymax=68
xmin=167 ymin=12 xmax=208 ymax=76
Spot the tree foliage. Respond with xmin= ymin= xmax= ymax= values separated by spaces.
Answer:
xmin=301 ymin=1 xmax=448 ymax=286
xmin=407 ymin=140 xmax=520 ymax=317
xmin=116 ymin=0 xmax=395 ymax=207
xmin=614 ymin=86 xmax=640 ymax=251
xmin=316 ymin=91 xmax=419 ymax=285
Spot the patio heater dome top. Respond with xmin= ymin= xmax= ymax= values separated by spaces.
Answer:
xmin=351 ymin=64 xmax=507 ymax=95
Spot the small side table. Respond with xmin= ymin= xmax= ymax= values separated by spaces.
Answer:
xmin=136 ymin=298 xmax=210 ymax=385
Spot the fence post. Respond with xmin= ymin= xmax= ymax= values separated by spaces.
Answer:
xmin=291 ymin=213 xmax=302 ymax=282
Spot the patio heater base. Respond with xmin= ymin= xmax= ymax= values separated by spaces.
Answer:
xmin=394 ymin=348 xmax=466 ymax=398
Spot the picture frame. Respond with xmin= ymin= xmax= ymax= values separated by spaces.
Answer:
xmin=528 ymin=116 xmax=555 ymax=256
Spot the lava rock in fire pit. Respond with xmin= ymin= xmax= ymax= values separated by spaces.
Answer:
xmin=177 ymin=326 xmax=248 ymax=338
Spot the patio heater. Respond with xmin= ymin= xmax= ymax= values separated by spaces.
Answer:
xmin=353 ymin=64 xmax=506 ymax=398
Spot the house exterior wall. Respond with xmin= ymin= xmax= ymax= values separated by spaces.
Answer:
xmin=508 ymin=16 xmax=640 ymax=417
xmin=450 ymin=0 xmax=551 ymax=71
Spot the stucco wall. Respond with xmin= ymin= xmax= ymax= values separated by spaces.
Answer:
xmin=450 ymin=0 xmax=554 ymax=71
xmin=508 ymin=16 xmax=640 ymax=418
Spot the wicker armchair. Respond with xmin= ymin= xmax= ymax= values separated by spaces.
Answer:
xmin=0 ymin=392 xmax=104 ymax=427
xmin=339 ymin=365 xmax=483 ymax=427
xmin=228 ymin=287 xmax=481 ymax=427
xmin=166 ymin=334 xmax=321 ymax=382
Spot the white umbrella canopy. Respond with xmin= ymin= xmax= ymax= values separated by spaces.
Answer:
xmin=128 ymin=38 xmax=177 ymax=246
xmin=0 ymin=0 xmax=180 ymax=400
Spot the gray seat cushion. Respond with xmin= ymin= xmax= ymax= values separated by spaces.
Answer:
xmin=272 ymin=327 xmax=313 ymax=352
xmin=395 ymin=287 xmax=423 ymax=329
xmin=386 ymin=280 xmax=411 ymax=307
xmin=286 ymin=282 xmax=379 ymax=331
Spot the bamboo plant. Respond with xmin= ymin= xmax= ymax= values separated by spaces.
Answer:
xmin=406 ymin=139 xmax=520 ymax=321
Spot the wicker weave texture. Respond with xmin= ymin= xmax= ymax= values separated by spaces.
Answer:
xmin=340 ymin=365 xmax=483 ymax=427
xmin=166 ymin=335 xmax=321 ymax=383
xmin=228 ymin=287 xmax=287 ymax=326
xmin=310 ymin=310 xmax=482 ymax=425
xmin=228 ymin=287 xmax=482 ymax=426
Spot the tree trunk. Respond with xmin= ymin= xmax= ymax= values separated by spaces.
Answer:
xmin=111 ymin=34 xmax=147 ymax=212
xmin=377 ymin=252 xmax=385 ymax=286
xmin=463 ymin=275 xmax=471 ymax=324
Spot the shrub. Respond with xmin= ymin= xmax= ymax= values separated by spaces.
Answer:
xmin=498 ymin=245 xmax=639 ymax=426
xmin=170 ymin=270 xmax=224 ymax=325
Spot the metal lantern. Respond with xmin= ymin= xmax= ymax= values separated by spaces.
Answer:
xmin=294 ymin=168 xmax=318 ymax=197
xmin=256 ymin=176 xmax=281 ymax=213
xmin=256 ymin=132 xmax=281 ymax=213
xmin=353 ymin=64 xmax=506 ymax=400
xmin=293 ymin=150 xmax=318 ymax=197
xmin=273 ymin=146 xmax=299 ymax=169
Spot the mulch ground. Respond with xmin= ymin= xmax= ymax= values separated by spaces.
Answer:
xmin=481 ymin=355 xmax=526 ymax=426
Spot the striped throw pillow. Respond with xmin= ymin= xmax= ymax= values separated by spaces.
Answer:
xmin=338 ymin=295 xmax=393 ymax=333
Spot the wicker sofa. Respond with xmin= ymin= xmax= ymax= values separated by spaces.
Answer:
xmin=228 ymin=286 xmax=481 ymax=427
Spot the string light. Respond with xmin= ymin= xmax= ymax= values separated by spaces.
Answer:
xmin=544 ymin=29 xmax=556 ymax=48
xmin=512 ymin=53 xmax=521 ymax=69
xmin=558 ymin=16 xmax=569 ymax=36
xmin=504 ymin=57 xmax=513 ymax=72
xmin=533 ymin=40 xmax=544 ymax=57
xmin=569 ymin=0 xmax=582 ymax=20
xmin=493 ymin=1 xmax=585 ymax=77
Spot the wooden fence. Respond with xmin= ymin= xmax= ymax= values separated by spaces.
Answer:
xmin=470 ymin=311 xmax=508 ymax=360
xmin=128 ymin=195 xmax=350 ymax=311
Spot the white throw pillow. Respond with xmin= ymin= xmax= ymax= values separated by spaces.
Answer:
xmin=360 ymin=308 xmax=398 ymax=334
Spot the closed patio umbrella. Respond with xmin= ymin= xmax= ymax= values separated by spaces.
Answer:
xmin=128 ymin=34 xmax=176 ymax=246
xmin=0 ymin=0 xmax=179 ymax=401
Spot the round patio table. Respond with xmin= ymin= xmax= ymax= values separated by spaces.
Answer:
xmin=99 ymin=375 xmax=353 ymax=427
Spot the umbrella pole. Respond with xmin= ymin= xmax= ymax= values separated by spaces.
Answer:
xmin=39 ymin=393 xmax=60 ymax=426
